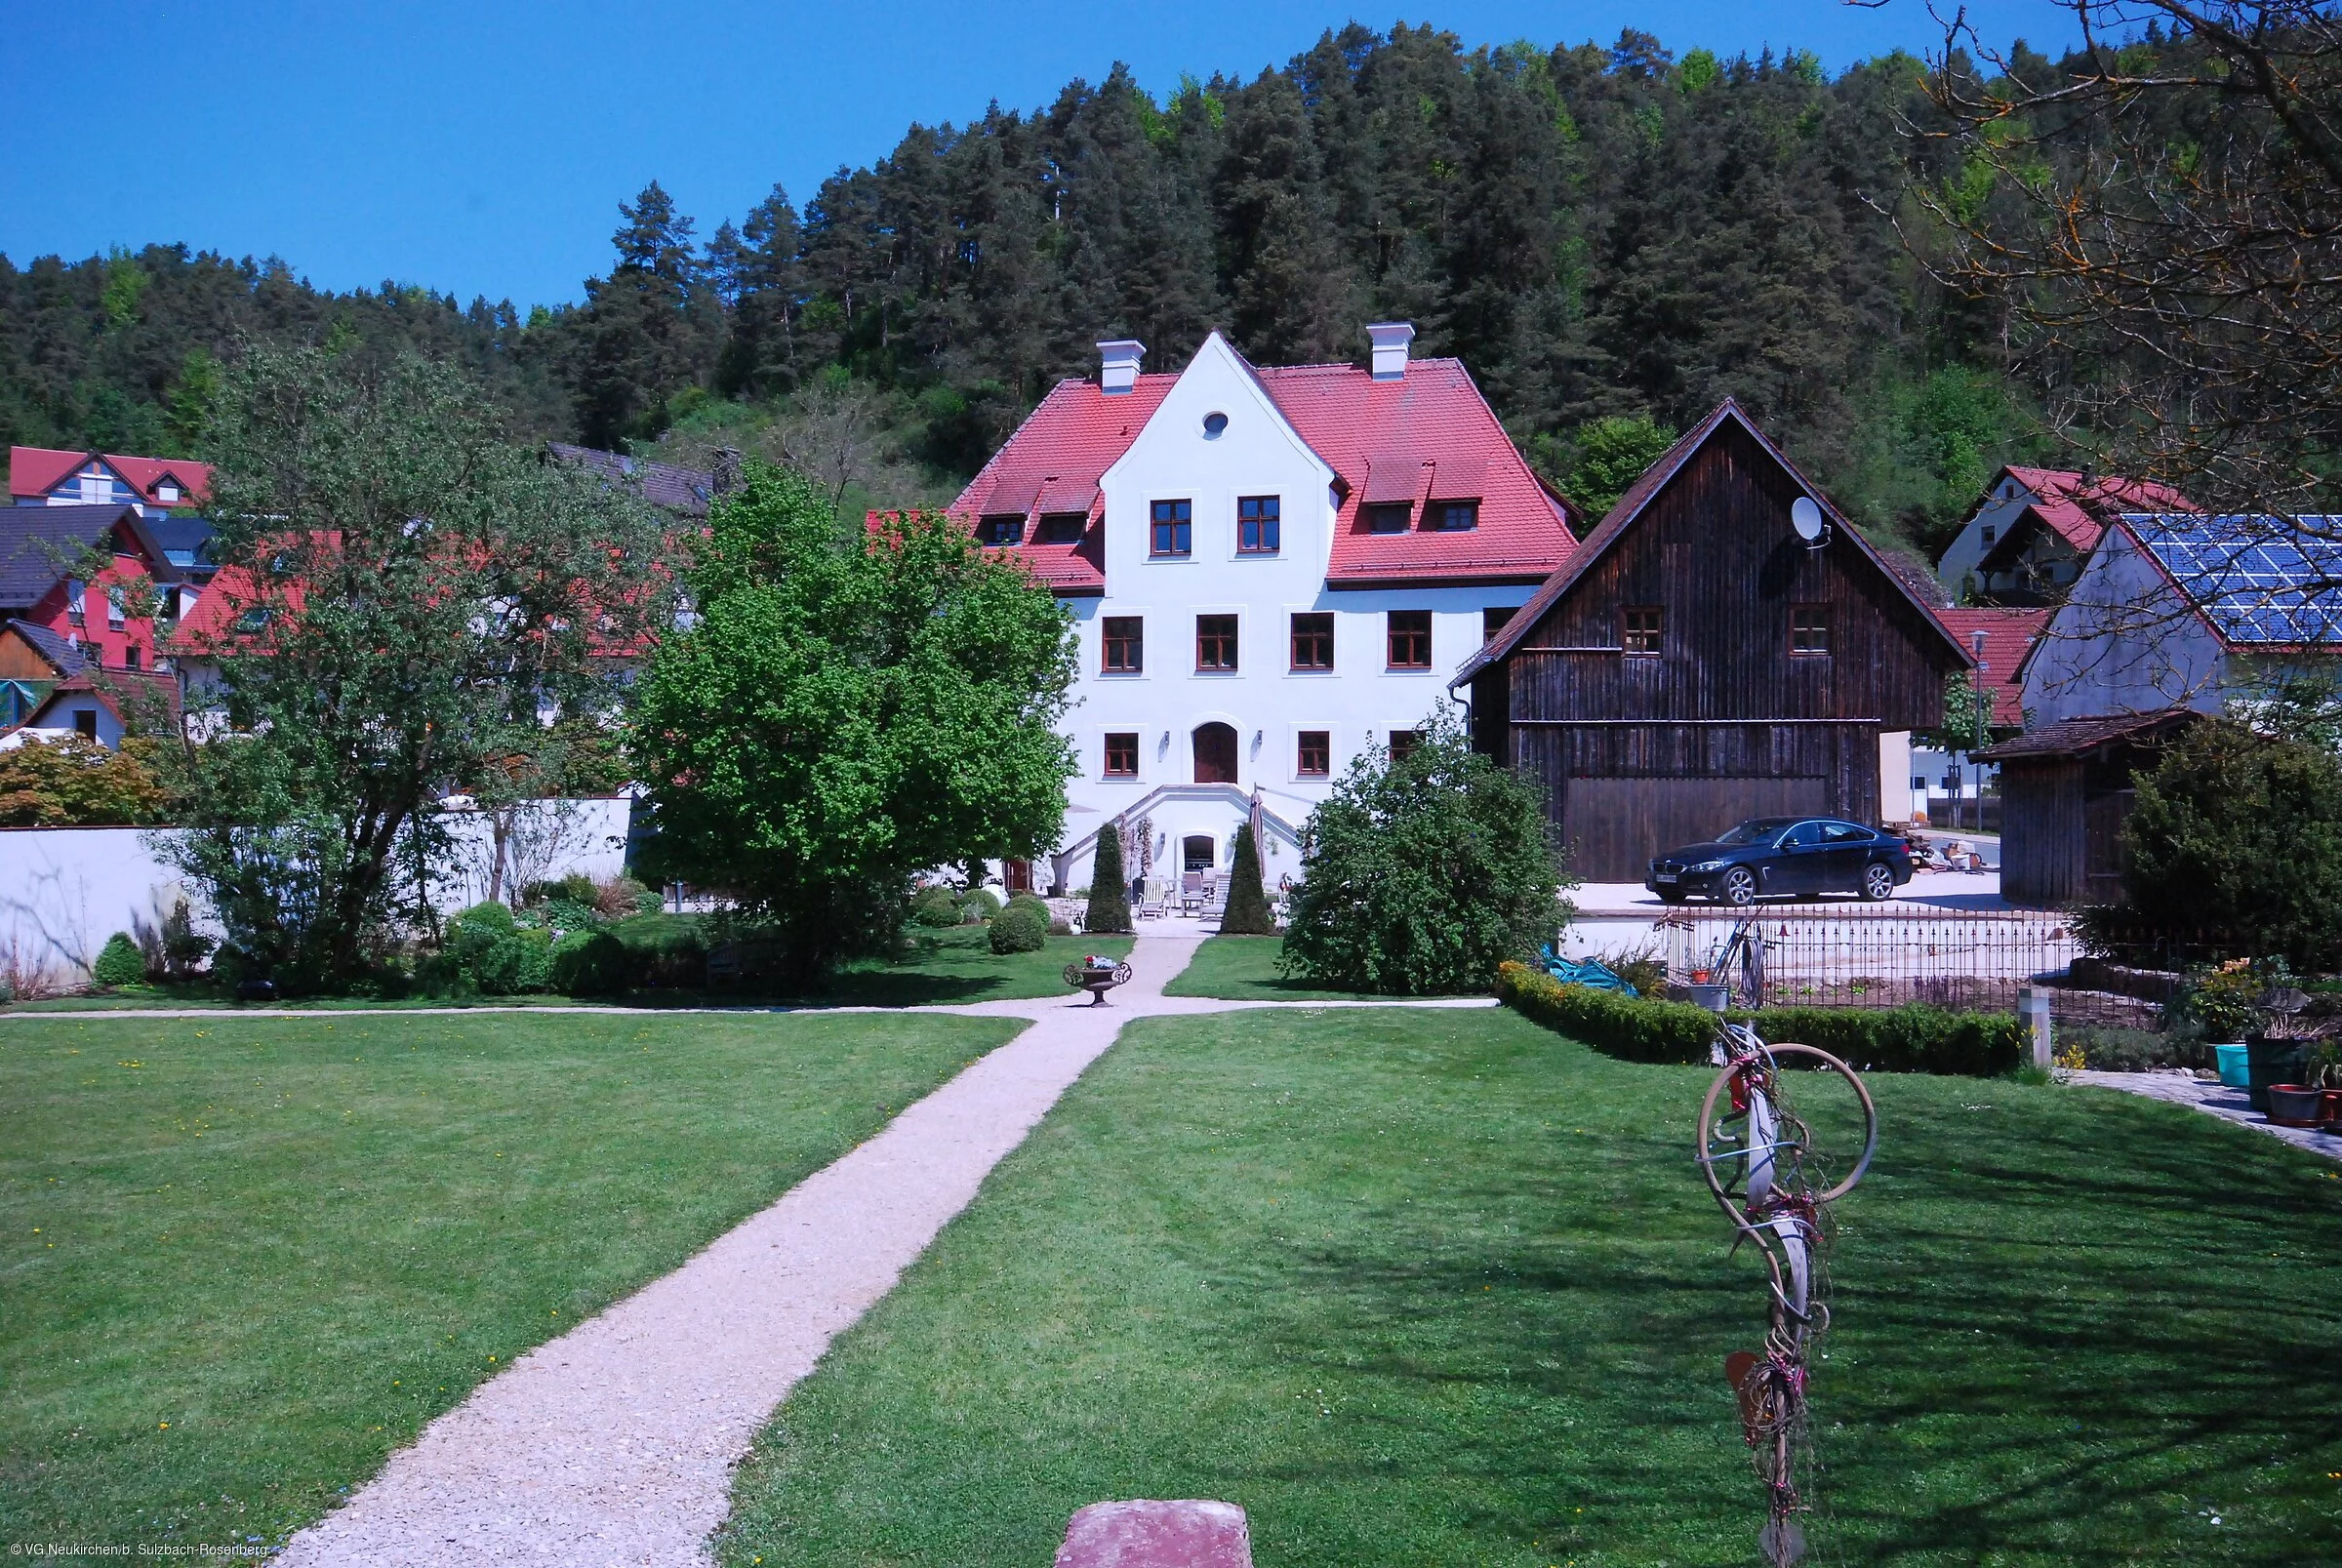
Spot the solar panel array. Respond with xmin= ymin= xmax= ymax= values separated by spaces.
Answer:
xmin=2128 ymin=513 xmax=2342 ymax=645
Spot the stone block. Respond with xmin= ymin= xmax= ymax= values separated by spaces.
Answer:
xmin=1054 ymin=1500 xmax=1252 ymax=1568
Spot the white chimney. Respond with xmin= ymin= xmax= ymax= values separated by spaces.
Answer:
xmin=1367 ymin=321 xmax=1415 ymax=381
xmin=1098 ymin=340 xmax=1146 ymax=395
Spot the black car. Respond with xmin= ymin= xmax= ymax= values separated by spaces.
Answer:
xmin=1646 ymin=817 xmax=1914 ymax=905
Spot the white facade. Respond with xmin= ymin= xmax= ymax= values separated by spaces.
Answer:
xmin=1039 ymin=335 xmax=1533 ymax=896
xmin=1935 ymin=470 xmax=2035 ymax=599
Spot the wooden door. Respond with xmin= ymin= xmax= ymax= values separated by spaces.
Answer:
xmin=1192 ymin=723 xmax=1237 ymax=784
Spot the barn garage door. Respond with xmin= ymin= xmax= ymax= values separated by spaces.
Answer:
xmin=1564 ymin=776 xmax=1830 ymax=881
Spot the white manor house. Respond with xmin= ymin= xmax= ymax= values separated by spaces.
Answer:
xmin=951 ymin=324 xmax=1579 ymax=899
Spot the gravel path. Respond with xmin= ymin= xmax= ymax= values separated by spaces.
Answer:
xmin=270 ymin=927 xmax=1492 ymax=1567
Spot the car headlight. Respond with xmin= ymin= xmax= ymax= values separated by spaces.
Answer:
xmin=1689 ymin=860 xmax=1728 ymax=873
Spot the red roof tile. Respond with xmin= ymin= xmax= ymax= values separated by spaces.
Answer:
xmin=1934 ymin=606 xmax=2049 ymax=726
xmin=1995 ymin=466 xmax=2194 ymax=557
xmin=947 ymin=344 xmax=1575 ymax=593
xmin=8 ymin=447 xmax=213 ymax=506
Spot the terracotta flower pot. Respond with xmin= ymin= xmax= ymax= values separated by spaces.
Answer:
xmin=2266 ymin=1084 xmax=2325 ymax=1128
xmin=2321 ymin=1088 xmax=2342 ymax=1130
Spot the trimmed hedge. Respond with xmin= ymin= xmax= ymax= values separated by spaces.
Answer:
xmin=1495 ymin=962 xmax=2027 ymax=1077
xmin=549 ymin=930 xmax=631 ymax=996
xmin=988 ymin=903 xmax=1049 ymax=954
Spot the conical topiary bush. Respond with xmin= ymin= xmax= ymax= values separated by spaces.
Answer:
xmin=1221 ymin=823 xmax=1275 ymax=934
xmin=1087 ymin=821 xmax=1133 ymax=934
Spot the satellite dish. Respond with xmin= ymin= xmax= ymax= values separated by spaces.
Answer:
xmin=1791 ymin=497 xmax=1827 ymax=543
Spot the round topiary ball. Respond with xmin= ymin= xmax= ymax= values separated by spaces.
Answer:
xmin=988 ymin=902 xmax=1049 ymax=955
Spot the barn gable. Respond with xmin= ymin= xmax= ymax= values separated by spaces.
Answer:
xmin=1457 ymin=400 xmax=1971 ymax=879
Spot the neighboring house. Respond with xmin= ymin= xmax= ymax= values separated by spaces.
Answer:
xmin=0 ymin=618 xmax=87 ymax=729
xmin=1936 ymin=465 xmax=2193 ymax=606
xmin=1454 ymin=400 xmax=1972 ymax=880
xmin=1906 ymin=605 xmax=2050 ymax=825
xmin=545 ymin=444 xmax=723 ymax=517
xmin=9 ymin=446 xmax=213 ymax=516
xmin=0 ymin=503 xmax=192 ymax=675
xmin=0 ymin=667 xmax=179 ymax=750
xmin=2019 ymin=512 xmax=2342 ymax=725
xmin=956 ymin=324 xmax=1579 ymax=895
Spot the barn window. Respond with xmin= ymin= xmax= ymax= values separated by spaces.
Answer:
xmin=1297 ymin=730 xmax=1330 ymax=776
xmin=1482 ymin=605 xmax=1518 ymax=640
xmin=1196 ymin=614 xmax=1238 ymax=671
xmin=1290 ymin=613 xmax=1333 ymax=670
xmin=1622 ymin=606 xmax=1663 ymax=655
xmin=1104 ymin=733 xmax=1139 ymax=777
xmin=1791 ymin=606 xmax=1833 ymax=655
xmin=1387 ymin=610 xmax=1433 ymax=668
xmin=1102 ymin=617 xmax=1143 ymax=673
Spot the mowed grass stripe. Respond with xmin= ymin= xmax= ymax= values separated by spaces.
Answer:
xmin=0 ymin=1010 xmax=1017 ymax=1549
xmin=716 ymin=1007 xmax=2342 ymax=1568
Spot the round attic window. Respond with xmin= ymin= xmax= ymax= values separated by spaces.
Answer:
xmin=1202 ymin=411 xmax=1229 ymax=439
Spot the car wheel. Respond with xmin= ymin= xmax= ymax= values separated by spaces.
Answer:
xmin=1721 ymin=867 xmax=1758 ymax=905
xmin=1860 ymin=862 xmax=1896 ymax=902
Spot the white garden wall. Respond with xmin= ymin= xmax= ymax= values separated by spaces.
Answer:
xmin=0 ymin=797 xmax=632 ymax=989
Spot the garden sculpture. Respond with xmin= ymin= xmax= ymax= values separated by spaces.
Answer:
xmin=1063 ymin=954 xmax=1134 ymax=1005
xmin=1694 ymin=1006 xmax=1877 ymax=1567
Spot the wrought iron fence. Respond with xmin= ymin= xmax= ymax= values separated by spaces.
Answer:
xmin=1643 ymin=908 xmax=2147 ymax=1022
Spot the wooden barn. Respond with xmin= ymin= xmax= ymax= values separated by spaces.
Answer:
xmin=1971 ymin=710 xmax=2198 ymax=907
xmin=1453 ymin=401 xmax=1972 ymax=881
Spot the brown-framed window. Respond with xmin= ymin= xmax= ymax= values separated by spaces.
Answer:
xmin=124 ymin=644 xmax=141 ymax=670
xmin=1791 ymin=605 xmax=1833 ymax=656
xmin=1290 ymin=612 xmax=1333 ymax=670
xmin=1036 ymin=511 xmax=1087 ymax=543
xmin=1389 ymin=729 xmax=1420 ymax=762
xmin=1387 ymin=609 xmax=1433 ymax=669
xmin=1623 ymin=605 xmax=1664 ymax=655
xmin=1151 ymin=499 xmax=1192 ymax=556
xmin=1362 ymin=502 xmax=1411 ymax=533
xmin=1238 ymin=496 xmax=1280 ymax=553
xmin=1482 ymin=605 xmax=1517 ymax=640
xmin=1104 ymin=732 xmax=1140 ymax=777
xmin=1429 ymin=500 xmax=1478 ymax=532
xmin=1196 ymin=614 xmax=1238 ymax=671
xmin=978 ymin=514 xmax=1025 ymax=545
xmin=1297 ymin=730 xmax=1330 ymax=776
xmin=1102 ymin=616 xmax=1144 ymax=673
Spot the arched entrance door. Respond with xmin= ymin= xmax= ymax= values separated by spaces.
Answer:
xmin=1192 ymin=722 xmax=1238 ymax=784
xmin=1182 ymin=834 xmax=1216 ymax=871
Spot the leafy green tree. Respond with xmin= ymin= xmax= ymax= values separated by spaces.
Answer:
xmin=1086 ymin=822 xmax=1132 ymax=934
xmin=2119 ymin=718 xmax=2342 ymax=969
xmin=1220 ymin=822 xmax=1275 ymax=934
xmin=0 ymin=735 xmax=169 ymax=825
xmin=1917 ymin=672 xmax=1992 ymax=752
xmin=628 ymin=462 xmax=1077 ymax=984
xmin=1564 ymin=413 xmax=1676 ymax=518
xmin=1280 ymin=708 xmax=1574 ymax=994
xmin=153 ymin=344 xmax=671 ymax=990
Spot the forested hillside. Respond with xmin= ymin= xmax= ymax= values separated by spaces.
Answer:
xmin=0 ymin=21 xmax=2095 ymax=558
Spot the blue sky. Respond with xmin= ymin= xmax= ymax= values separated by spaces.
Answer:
xmin=5 ymin=1 xmax=2079 ymax=311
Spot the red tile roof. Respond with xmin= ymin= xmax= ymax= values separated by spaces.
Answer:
xmin=9 ymin=447 xmax=214 ymax=506
xmin=1935 ymin=606 xmax=2049 ymax=726
xmin=1994 ymin=466 xmax=2193 ymax=557
xmin=947 ymin=343 xmax=1575 ymax=593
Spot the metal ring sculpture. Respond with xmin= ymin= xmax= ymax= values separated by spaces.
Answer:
xmin=1695 ymin=1022 xmax=1877 ymax=1568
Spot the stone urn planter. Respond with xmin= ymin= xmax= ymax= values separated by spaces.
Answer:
xmin=1064 ymin=955 xmax=1134 ymax=1006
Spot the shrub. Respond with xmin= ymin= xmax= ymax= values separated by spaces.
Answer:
xmin=1495 ymin=963 xmax=2027 ymax=1077
xmin=2117 ymin=718 xmax=2342 ymax=968
xmin=1221 ymin=823 xmax=1275 ymax=934
xmin=2171 ymin=958 xmax=2275 ymax=1042
xmin=0 ymin=734 xmax=170 ymax=826
xmin=1087 ymin=824 xmax=1132 ymax=934
xmin=91 ymin=932 xmax=148 ymax=988
xmin=988 ymin=902 xmax=1049 ymax=954
xmin=910 ymin=885 xmax=964 ymax=927
xmin=443 ymin=902 xmax=552 ymax=994
xmin=593 ymin=875 xmax=657 ymax=919
xmin=547 ymin=930 xmax=630 ymax=995
xmin=960 ymin=888 xmax=1002 ymax=922
xmin=1281 ymin=708 xmax=1573 ymax=994
xmin=523 ymin=873 xmax=597 ymax=908
xmin=611 ymin=913 xmax=707 ymax=987
xmin=1006 ymin=891 xmax=1051 ymax=920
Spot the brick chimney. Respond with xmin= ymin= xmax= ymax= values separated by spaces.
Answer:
xmin=1098 ymin=340 xmax=1146 ymax=395
xmin=1366 ymin=321 xmax=1415 ymax=381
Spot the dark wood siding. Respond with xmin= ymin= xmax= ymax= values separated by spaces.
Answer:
xmin=1998 ymin=758 xmax=2085 ymax=906
xmin=1492 ymin=421 xmax=1959 ymax=879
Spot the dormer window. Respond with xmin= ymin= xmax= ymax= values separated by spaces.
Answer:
xmin=1036 ymin=512 xmax=1086 ymax=544
xmin=1362 ymin=502 xmax=1411 ymax=534
xmin=156 ymin=482 xmax=181 ymax=503
xmin=1428 ymin=501 xmax=1478 ymax=532
xmin=978 ymin=514 xmax=1025 ymax=546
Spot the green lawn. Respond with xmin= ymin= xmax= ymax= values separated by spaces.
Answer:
xmin=0 ymin=1009 xmax=1018 ymax=1550
xmin=716 ymin=1007 xmax=2342 ymax=1568
xmin=6 ymin=925 xmax=1130 ymax=1013
xmin=1158 ymin=935 xmax=1388 ymax=1001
